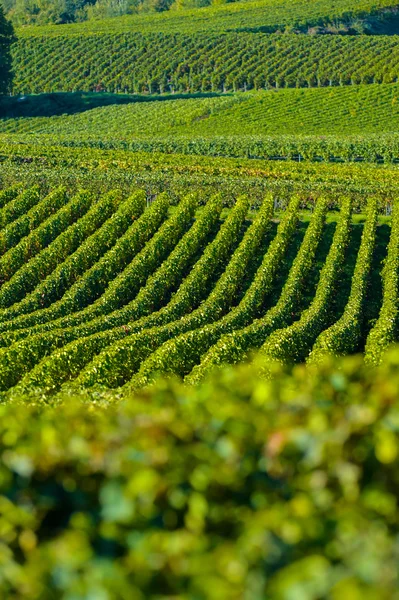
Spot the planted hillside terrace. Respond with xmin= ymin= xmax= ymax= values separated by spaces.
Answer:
xmin=0 ymin=185 xmax=393 ymax=398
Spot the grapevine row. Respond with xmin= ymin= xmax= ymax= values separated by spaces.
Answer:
xmin=0 ymin=193 xmax=199 ymax=390
xmin=0 ymin=187 xmax=69 ymax=281
xmin=0 ymin=184 xmax=396 ymax=394
xmin=364 ymin=199 xmax=399 ymax=365
xmin=12 ymin=29 xmax=399 ymax=96
xmin=188 ymin=195 xmax=329 ymax=382
xmin=259 ymin=197 xmax=353 ymax=363
xmin=308 ymin=196 xmax=379 ymax=363
xmin=7 ymin=194 xmax=265 ymax=393
xmin=111 ymin=194 xmax=302 ymax=387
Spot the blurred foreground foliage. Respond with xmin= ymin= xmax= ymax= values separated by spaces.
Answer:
xmin=1 ymin=350 xmax=399 ymax=598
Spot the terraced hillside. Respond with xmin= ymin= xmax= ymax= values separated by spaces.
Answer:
xmin=0 ymin=184 xmax=393 ymax=399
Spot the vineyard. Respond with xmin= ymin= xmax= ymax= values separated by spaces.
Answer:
xmin=3 ymin=0 xmax=399 ymax=594
xmin=5 ymin=84 xmax=399 ymax=136
xmin=4 ymin=84 xmax=399 ymax=162
xmin=0 ymin=184 xmax=392 ymax=400
xmin=11 ymin=31 xmax=399 ymax=96
xmin=2 ymin=141 xmax=399 ymax=207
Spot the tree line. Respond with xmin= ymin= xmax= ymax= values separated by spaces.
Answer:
xmin=1 ymin=0 xmax=220 ymax=25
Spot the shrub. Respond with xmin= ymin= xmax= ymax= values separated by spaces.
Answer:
xmin=1 ymin=350 xmax=399 ymax=597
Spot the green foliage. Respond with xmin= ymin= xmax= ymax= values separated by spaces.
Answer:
xmin=7 ymin=84 xmax=399 ymax=163
xmin=308 ymin=196 xmax=379 ymax=363
xmin=189 ymin=195 xmax=329 ymax=382
xmin=9 ymin=32 xmax=399 ymax=97
xmin=1 ymin=140 xmax=399 ymax=205
xmin=114 ymin=194 xmax=298 ymax=386
xmin=259 ymin=197 xmax=353 ymax=364
xmin=1 ymin=352 xmax=399 ymax=597
xmin=0 ymin=189 xmax=96 ymax=307
xmin=0 ymin=5 xmax=14 ymax=95
xmin=0 ymin=182 xmax=396 ymax=395
xmin=0 ymin=185 xmax=40 ymax=229
xmin=11 ymin=0 xmax=399 ymax=33
xmin=6 ymin=194 xmax=251 ymax=392
xmin=0 ymin=186 xmax=68 ymax=271
xmin=364 ymin=199 xmax=399 ymax=365
xmin=0 ymin=189 xmax=146 ymax=317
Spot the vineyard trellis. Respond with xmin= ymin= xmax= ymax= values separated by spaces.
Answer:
xmin=0 ymin=184 xmax=393 ymax=399
xmin=11 ymin=32 xmax=399 ymax=97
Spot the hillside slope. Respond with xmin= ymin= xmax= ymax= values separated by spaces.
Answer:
xmin=0 ymin=187 xmax=390 ymax=397
xmin=14 ymin=0 xmax=399 ymax=35
xmin=3 ymin=84 xmax=399 ymax=162
xmin=12 ymin=31 xmax=399 ymax=96
xmin=3 ymin=84 xmax=399 ymax=137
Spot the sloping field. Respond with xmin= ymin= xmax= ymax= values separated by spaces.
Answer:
xmin=5 ymin=83 xmax=399 ymax=141
xmin=15 ymin=0 xmax=399 ymax=36
xmin=4 ymin=84 xmax=399 ymax=137
xmin=4 ymin=85 xmax=399 ymax=162
xmin=11 ymin=32 xmax=399 ymax=96
xmin=0 ymin=185 xmax=394 ymax=399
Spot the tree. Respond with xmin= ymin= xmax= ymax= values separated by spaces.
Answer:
xmin=0 ymin=5 xmax=14 ymax=95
